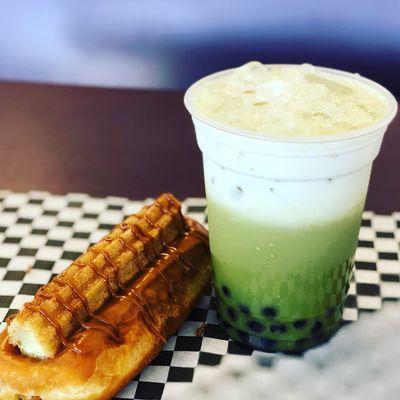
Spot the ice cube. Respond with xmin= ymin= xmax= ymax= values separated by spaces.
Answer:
xmin=193 ymin=61 xmax=388 ymax=136
xmin=255 ymin=79 xmax=287 ymax=102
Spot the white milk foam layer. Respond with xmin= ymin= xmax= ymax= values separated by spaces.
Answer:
xmin=192 ymin=62 xmax=388 ymax=137
xmin=193 ymin=113 xmax=384 ymax=226
xmin=204 ymin=157 xmax=368 ymax=227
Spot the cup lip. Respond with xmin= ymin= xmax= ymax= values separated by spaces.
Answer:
xmin=184 ymin=64 xmax=398 ymax=144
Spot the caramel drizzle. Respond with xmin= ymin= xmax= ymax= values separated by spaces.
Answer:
xmin=141 ymin=215 xmax=181 ymax=301
xmin=187 ymin=228 xmax=208 ymax=243
xmin=25 ymin=303 xmax=70 ymax=348
xmin=143 ymin=214 xmax=193 ymax=273
xmin=158 ymin=263 xmax=179 ymax=303
xmin=143 ymin=197 xmax=190 ymax=267
xmin=76 ymin=260 xmax=118 ymax=298
xmin=89 ymin=244 xmax=125 ymax=291
xmin=17 ymin=201 xmax=202 ymax=353
xmin=152 ymin=196 xmax=186 ymax=231
xmin=53 ymin=211 xmax=172 ymax=346
xmin=152 ymin=200 xmax=174 ymax=217
xmin=76 ymin=216 xmax=166 ymax=344
xmin=59 ymin=262 xmax=121 ymax=339
xmin=185 ymin=218 xmax=209 ymax=244
xmin=36 ymin=291 xmax=80 ymax=323
xmin=52 ymin=277 xmax=120 ymax=339
xmin=106 ymin=235 xmax=139 ymax=258
xmin=35 ymin=292 xmax=120 ymax=345
xmin=143 ymin=215 xmax=162 ymax=237
xmin=5 ymin=314 xmax=16 ymax=325
xmin=122 ymin=290 xmax=166 ymax=343
xmin=163 ymin=193 xmax=183 ymax=218
xmin=169 ymin=246 xmax=194 ymax=271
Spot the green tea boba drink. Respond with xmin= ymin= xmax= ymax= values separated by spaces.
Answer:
xmin=184 ymin=62 xmax=397 ymax=352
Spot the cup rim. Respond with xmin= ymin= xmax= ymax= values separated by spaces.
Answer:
xmin=184 ymin=64 xmax=398 ymax=144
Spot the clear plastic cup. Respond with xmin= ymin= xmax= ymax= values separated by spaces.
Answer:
xmin=184 ymin=65 xmax=397 ymax=352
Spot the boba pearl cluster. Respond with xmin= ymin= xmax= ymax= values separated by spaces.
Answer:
xmin=193 ymin=62 xmax=387 ymax=136
xmin=165 ymin=302 xmax=400 ymax=400
xmin=216 ymin=254 xmax=353 ymax=352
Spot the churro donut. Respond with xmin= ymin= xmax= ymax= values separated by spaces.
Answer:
xmin=0 ymin=196 xmax=211 ymax=400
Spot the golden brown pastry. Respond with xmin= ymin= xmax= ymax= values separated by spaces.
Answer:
xmin=0 ymin=195 xmax=211 ymax=400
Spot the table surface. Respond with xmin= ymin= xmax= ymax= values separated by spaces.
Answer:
xmin=0 ymin=80 xmax=398 ymax=213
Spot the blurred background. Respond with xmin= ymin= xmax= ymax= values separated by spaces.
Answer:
xmin=1 ymin=0 xmax=399 ymax=97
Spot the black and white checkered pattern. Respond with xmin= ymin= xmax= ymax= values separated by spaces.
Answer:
xmin=0 ymin=191 xmax=399 ymax=400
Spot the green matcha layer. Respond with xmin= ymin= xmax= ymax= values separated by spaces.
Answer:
xmin=207 ymin=198 xmax=363 ymax=348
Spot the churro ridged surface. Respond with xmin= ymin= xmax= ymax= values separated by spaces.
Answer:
xmin=8 ymin=193 xmax=185 ymax=359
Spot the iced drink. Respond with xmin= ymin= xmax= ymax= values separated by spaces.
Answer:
xmin=184 ymin=62 xmax=397 ymax=352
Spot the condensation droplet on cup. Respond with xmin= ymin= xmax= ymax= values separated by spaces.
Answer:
xmin=255 ymin=246 xmax=261 ymax=251
xmin=269 ymin=253 xmax=276 ymax=259
xmin=268 ymin=242 xmax=274 ymax=248
xmin=249 ymin=209 xmax=255 ymax=215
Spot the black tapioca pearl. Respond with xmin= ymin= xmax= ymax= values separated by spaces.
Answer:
xmin=293 ymin=319 xmax=307 ymax=329
xmin=270 ymin=324 xmax=287 ymax=333
xmin=294 ymin=338 xmax=310 ymax=351
xmin=312 ymin=331 xmax=326 ymax=343
xmin=220 ymin=318 xmax=231 ymax=331
xmin=227 ymin=306 xmax=238 ymax=321
xmin=261 ymin=306 xmax=277 ymax=319
xmin=294 ymin=338 xmax=306 ymax=348
xmin=269 ymin=325 xmax=278 ymax=333
xmin=221 ymin=285 xmax=231 ymax=298
xmin=236 ymin=328 xmax=248 ymax=342
xmin=311 ymin=321 xmax=323 ymax=335
xmin=259 ymin=337 xmax=278 ymax=351
xmin=325 ymin=307 xmax=335 ymax=316
xmin=247 ymin=320 xmax=264 ymax=333
xmin=238 ymin=304 xmax=250 ymax=315
xmin=284 ymin=348 xmax=304 ymax=356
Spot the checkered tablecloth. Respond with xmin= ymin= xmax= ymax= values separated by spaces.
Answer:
xmin=0 ymin=191 xmax=399 ymax=400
